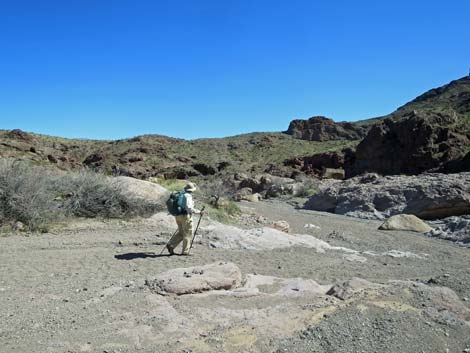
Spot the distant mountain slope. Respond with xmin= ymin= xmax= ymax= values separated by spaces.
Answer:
xmin=0 ymin=129 xmax=355 ymax=179
xmin=393 ymin=76 xmax=470 ymax=117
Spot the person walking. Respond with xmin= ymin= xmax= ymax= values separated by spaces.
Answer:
xmin=166 ymin=182 xmax=204 ymax=255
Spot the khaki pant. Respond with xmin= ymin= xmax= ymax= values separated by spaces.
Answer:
xmin=168 ymin=214 xmax=194 ymax=254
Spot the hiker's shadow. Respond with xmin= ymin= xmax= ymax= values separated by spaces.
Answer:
xmin=114 ymin=252 xmax=171 ymax=260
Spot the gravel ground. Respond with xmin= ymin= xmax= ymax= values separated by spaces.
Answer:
xmin=0 ymin=201 xmax=469 ymax=353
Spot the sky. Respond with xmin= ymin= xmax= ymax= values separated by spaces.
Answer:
xmin=1 ymin=0 xmax=469 ymax=140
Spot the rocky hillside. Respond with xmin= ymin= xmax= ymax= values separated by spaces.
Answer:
xmin=0 ymin=129 xmax=355 ymax=180
xmin=2 ymin=76 xmax=470 ymax=181
xmin=286 ymin=76 xmax=470 ymax=177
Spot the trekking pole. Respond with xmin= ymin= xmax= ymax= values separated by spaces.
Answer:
xmin=159 ymin=229 xmax=178 ymax=255
xmin=189 ymin=207 xmax=205 ymax=253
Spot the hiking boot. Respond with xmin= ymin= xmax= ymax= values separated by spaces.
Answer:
xmin=166 ymin=245 xmax=175 ymax=255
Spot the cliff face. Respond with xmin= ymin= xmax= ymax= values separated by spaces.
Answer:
xmin=349 ymin=110 xmax=470 ymax=176
xmin=286 ymin=116 xmax=368 ymax=142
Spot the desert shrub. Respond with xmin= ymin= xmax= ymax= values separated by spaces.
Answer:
xmin=150 ymin=177 xmax=186 ymax=192
xmin=0 ymin=160 xmax=162 ymax=231
xmin=200 ymin=201 xmax=241 ymax=224
xmin=0 ymin=160 xmax=62 ymax=230
xmin=57 ymin=171 xmax=161 ymax=218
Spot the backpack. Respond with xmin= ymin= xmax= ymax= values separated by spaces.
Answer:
xmin=166 ymin=191 xmax=187 ymax=216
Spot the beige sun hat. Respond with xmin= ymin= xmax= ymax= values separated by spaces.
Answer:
xmin=184 ymin=182 xmax=197 ymax=192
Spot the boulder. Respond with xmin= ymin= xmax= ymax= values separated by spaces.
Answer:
xmin=242 ymin=193 xmax=262 ymax=202
xmin=198 ymin=221 xmax=350 ymax=252
xmin=113 ymin=176 xmax=169 ymax=202
xmin=322 ymin=168 xmax=345 ymax=180
xmin=270 ymin=220 xmax=290 ymax=233
xmin=305 ymin=172 xmax=470 ymax=221
xmin=145 ymin=262 xmax=242 ymax=295
xmin=239 ymin=177 xmax=263 ymax=193
xmin=379 ymin=214 xmax=433 ymax=233
xmin=11 ymin=221 xmax=25 ymax=232
xmin=233 ymin=187 xmax=253 ymax=201
xmin=265 ymin=184 xmax=286 ymax=198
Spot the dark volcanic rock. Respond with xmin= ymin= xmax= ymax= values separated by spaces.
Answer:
xmin=305 ymin=172 xmax=470 ymax=221
xmin=349 ymin=111 xmax=470 ymax=176
xmin=192 ymin=163 xmax=217 ymax=176
xmin=7 ymin=129 xmax=33 ymax=142
xmin=286 ymin=116 xmax=368 ymax=141
xmin=83 ymin=153 xmax=105 ymax=166
xmin=444 ymin=151 xmax=470 ymax=173
xmin=285 ymin=151 xmax=346 ymax=176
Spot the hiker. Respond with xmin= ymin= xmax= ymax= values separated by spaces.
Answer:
xmin=166 ymin=182 xmax=205 ymax=255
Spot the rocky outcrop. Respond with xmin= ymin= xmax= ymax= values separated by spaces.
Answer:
xmin=349 ymin=111 xmax=470 ymax=176
xmin=286 ymin=116 xmax=368 ymax=141
xmin=83 ymin=153 xmax=105 ymax=167
xmin=428 ymin=216 xmax=470 ymax=245
xmin=305 ymin=172 xmax=470 ymax=220
xmin=378 ymin=214 xmax=433 ymax=233
xmin=7 ymin=129 xmax=33 ymax=142
xmin=285 ymin=151 xmax=345 ymax=175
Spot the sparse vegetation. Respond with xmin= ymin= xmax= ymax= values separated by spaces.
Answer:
xmin=0 ymin=160 xmax=61 ymax=232
xmin=0 ymin=160 xmax=160 ymax=232
xmin=150 ymin=177 xmax=187 ymax=192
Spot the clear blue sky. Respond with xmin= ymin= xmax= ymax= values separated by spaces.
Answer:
xmin=1 ymin=0 xmax=469 ymax=140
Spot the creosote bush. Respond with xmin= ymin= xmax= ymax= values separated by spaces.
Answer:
xmin=0 ymin=160 xmax=160 ymax=232
xmin=0 ymin=160 xmax=60 ymax=231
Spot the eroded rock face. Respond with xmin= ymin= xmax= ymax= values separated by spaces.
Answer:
xmin=285 ymin=151 xmax=346 ymax=176
xmin=428 ymin=215 xmax=470 ymax=245
xmin=305 ymin=172 xmax=470 ymax=221
xmin=379 ymin=214 xmax=433 ymax=233
xmin=286 ymin=116 xmax=368 ymax=141
xmin=350 ymin=111 xmax=470 ymax=176
xmin=145 ymin=262 xmax=242 ymax=295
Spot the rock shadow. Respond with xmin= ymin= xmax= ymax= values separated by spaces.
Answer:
xmin=114 ymin=252 xmax=172 ymax=260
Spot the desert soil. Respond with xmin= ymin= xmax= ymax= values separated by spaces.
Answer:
xmin=1 ymin=200 xmax=469 ymax=353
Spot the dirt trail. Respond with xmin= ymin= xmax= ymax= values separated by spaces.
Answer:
xmin=1 ymin=201 xmax=469 ymax=353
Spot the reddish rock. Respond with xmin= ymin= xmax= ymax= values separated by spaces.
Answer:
xmin=7 ymin=129 xmax=33 ymax=142
xmin=286 ymin=116 xmax=368 ymax=141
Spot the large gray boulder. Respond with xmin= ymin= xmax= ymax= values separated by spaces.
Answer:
xmin=379 ymin=214 xmax=433 ymax=233
xmin=305 ymin=172 xmax=470 ymax=220
xmin=113 ymin=176 xmax=169 ymax=202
